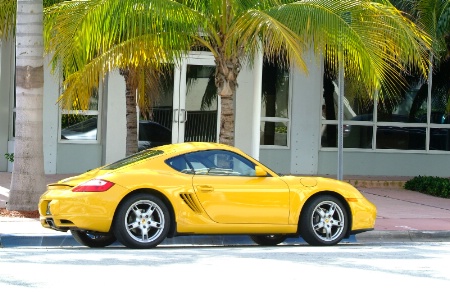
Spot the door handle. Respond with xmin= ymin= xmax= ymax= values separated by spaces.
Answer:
xmin=173 ymin=109 xmax=179 ymax=122
xmin=196 ymin=185 xmax=214 ymax=192
xmin=181 ymin=109 xmax=188 ymax=123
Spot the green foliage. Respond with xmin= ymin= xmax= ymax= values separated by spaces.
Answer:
xmin=4 ymin=153 xmax=14 ymax=163
xmin=404 ymin=176 xmax=450 ymax=198
xmin=275 ymin=126 xmax=287 ymax=133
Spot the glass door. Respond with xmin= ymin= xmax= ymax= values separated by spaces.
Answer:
xmin=146 ymin=52 xmax=218 ymax=145
xmin=173 ymin=53 xmax=218 ymax=143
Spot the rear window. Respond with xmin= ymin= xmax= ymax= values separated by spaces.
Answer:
xmin=101 ymin=150 xmax=164 ymax=170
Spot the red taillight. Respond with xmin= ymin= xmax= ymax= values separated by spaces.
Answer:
xmin=72 ymin=179 xmax=115 ymax=192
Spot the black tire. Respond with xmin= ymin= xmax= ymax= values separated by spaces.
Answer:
xmin=299 ymin=195 xmax=348 ymax=246
xmin=70 ymin=230 xmax=117 ymax=248
xmin=250 ymin=235 xmax=287 ymax=246
xmin=113 ymin=193 xmax=170 ymax=249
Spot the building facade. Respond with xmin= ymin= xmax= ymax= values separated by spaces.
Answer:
xmin=1 ymin=37 xmax=449 ymax=177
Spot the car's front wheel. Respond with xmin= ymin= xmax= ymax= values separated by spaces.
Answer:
xmin=113 ymin=194 xmax=170 ymax=249
xmin=299 ymin=195 xmax=348 ymax=246
xmin=70 ymin=230 xmax=117 ymax=248
xmin=249 ymin=235 xmax=287 ymax=246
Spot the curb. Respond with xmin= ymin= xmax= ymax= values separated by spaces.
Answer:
xmin=346 ymin=179 xmax=406 ymax=189
xmin=356 ymin=230 xmax=450 ymax=243
xmin=2 ymin=232 xmax=450 ymax=248
xmin=0 ymin=234 xmax=355 ymax=248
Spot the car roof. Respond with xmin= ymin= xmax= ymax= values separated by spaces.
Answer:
xmin=152 ymin=142 xmax=239 ymax=155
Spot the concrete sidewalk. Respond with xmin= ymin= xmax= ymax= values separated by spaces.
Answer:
xmin=1 ymin=172 xmax=450 ymax=247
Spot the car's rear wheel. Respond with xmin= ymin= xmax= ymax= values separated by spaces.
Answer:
xmin=113 ymin=194 xmax=170 ymax=249
xmin=250 ymin=234 xmax=287 ymax=246
xmin=70 ymin=230 xmax=116 ymax=248
xmin=299 ymin=195 xmax=348 ymax=246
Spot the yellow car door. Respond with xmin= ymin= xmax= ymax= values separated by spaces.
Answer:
xmin=179 ymin=149 xmax=290 ymax=224
xmin=193 ymin=175 xmax=290 ymax=224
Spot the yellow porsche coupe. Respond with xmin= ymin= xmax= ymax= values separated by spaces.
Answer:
xmin=39 ymin=142 xmax=376 ymax=248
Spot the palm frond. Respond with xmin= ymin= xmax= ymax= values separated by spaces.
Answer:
xmin=57 ymin=33 xmax=189 ymax=110
xmin=264 ymin=0 xmax=431 ymax=98
xmin=0 ymin=0 xmax=16 ymax=39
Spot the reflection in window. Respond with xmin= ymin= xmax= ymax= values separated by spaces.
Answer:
xmin=172 ymin=150 xmax=258 ymax=176
xmin=185 ymin=65 xmax=218 ymax=142
xmin=60 ymin=115 xmax=98 ymax=140
xmin=60 ymin=89 xmax=100 ymax=142
xmin=321 ymin=58 xmax=450 ymax=151
xmin=260 ymin=59 xmax=290 ymax=147
xmin=322 ymin=124 xmax=373 ymax=149
xmin=430 ymin=129 xmax=450 ymax=151
xmin=376 ymin=126 xmax=426 ymax=150
xmin=260 ymin=121 xmax=288 ymax=146
xmin=322 ymin=77 xmax=375 ymax=122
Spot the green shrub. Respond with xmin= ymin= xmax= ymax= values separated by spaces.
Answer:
xmin=4 ymin=153 xmax=14 ymax=163
xmin=404 ymin=176 xmax=450 ymax=198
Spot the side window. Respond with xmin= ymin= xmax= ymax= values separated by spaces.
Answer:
xmin=166 ymin=155 xmax=193 ymax=174
xmin=184 ymin=150 xmax=257 ymax=176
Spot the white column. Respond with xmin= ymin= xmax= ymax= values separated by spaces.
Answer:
xmin=103 ymin=70 xmax=126 ymax=163
xmin=250 ymin=48 xmax=264 ymax=160
xmin=290 ymin=50 xmax=322 ymax=175
xmin=235 ymin=53 xmax=262 ymax=159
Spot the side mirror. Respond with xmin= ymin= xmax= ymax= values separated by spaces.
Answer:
xmin=254 ymin=166 xmax=268 ymax=177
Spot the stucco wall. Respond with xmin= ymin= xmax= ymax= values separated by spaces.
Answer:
xmin=318 ymin=151 xmax=450 ymax=177
xmin=0 ymin=39 xmax=13 ymax=172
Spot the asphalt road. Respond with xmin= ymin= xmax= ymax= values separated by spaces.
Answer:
xmin=1 ymin=243 xmax=449 ymax=298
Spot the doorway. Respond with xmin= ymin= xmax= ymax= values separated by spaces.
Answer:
xmin=147 ymin=52 xmax=219 ymax=144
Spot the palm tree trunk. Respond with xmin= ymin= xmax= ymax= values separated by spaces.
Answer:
xmin=219 ymin=94 xmax=234 ymax=145
xmin=120 ymin=68 xmax=138 ymax=156
xmin=8 ymin=0 xmax=46 ymax=211
xmin=215 ymin=54 xmax=239 ymax=146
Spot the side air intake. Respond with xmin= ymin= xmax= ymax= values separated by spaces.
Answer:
xmin=179 ymin=193 xmax=203 ymax=213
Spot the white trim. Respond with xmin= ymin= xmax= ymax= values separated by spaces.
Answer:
xmin=58 ymin=81 xmax=103 ymax=144
xmin=259 ymin=62 xmax=292 ymax=149
xmin=251 ymin=45 xmax=263 ymax=159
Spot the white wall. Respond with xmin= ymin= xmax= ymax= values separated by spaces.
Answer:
xmin=235 ymin=61 xmax=259 ymax=158
xmin=43 ymin=55 xmax=60 ymax=174
xmin=0 ymin=38 xmax=14 ymax=172
xmin=103 ymin=70 xmax=126 ymax=164
xmin=319 ymin=151 xmax=450 ymax=177
xmin=57 ymin=143 xmax=102 ymax=173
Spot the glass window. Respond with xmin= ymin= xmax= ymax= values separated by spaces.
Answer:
xmin=322 ymin=77 xmax=375 ymax=122
xmin=430 ymin=129 xmax=450 ymax=151
xmin=102 ymin=150 xmax=164 ymax=170
xmin=377 ymin=75 xmax=427 ymax=123
xmin=260 ymin=121 xmax=288 ymax=146
xmin=173 ymin=150 xmax=258 ymax=176
xmin=321 ymin=60 xmax=450 ymax=151
xmin=59 ymin=89 xmax=100 ymax=142
xmin=376 ymin=126 xmax=426 ymax=150
xmin=260 ymin=59 xmax=290 ymax=147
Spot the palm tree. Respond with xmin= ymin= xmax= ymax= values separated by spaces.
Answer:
xmin=398 ymin=0 xmax=450 ymax=120
xmin=44 ymin=0 xmax=431 ymax=147
xmin=1 ymin=0 xmax=64 ymax=211
xmin=6 ymin=0 xmax=46 ymax=211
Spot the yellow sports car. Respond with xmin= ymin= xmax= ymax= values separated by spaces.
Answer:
xmin=39 ymin=142 xmax=376 ymax=248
